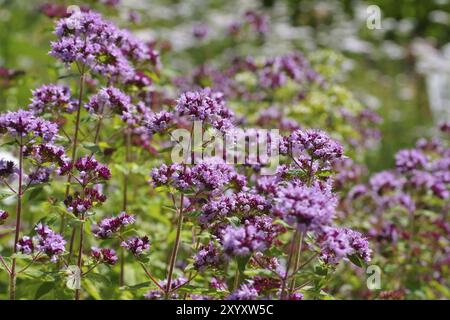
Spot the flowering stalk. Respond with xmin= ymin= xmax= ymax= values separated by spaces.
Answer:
xmin=165 ymin=192 xmax=185 ymax=299
xmin=164 ymin=121 xmax=195 ymax=299
xmin=61 ymin=67 xmax=86 ymax=238
xmin=289 ymin=231 xmax=304 ymax=294
xmin=120 ymin=129 xmax=131 ymax=286
xmin=280 ymin=230 xmax=297 ymax=300
xmin=9 ymin=140 xmax=23 ymax=300
xmin=74 ymin=195 xmax=86 ymax=300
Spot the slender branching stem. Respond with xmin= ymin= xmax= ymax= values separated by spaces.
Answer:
xmin=63 ymin=67 xmax=86 ymax=258
xmin=280 ymin=229 xmax=298 ymax=300
xmin=0 ymin=255 xmax=11 ymax=274
xmin=74 ymin=215 xmax=85 ymax=300
xmin=120 ymin=129 xmax=131 ymax=286
xmin=9 ymin=139 xmax=23 ymax=300
xmin=17 ymin=252 xmax=42 ymax=274
xmin=289 ymin=232 xmax=304 ymax=293
xmin=141 ymin=264 xmax=165 ymax=292
xmin=165 ymin=192 xmax=185 ymax=299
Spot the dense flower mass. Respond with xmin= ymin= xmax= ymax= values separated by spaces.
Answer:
xmin=150 ymin=160 xmax=246 ymax=192
xmin=60 ymin=156 xmax=111 ymax=185
xmin=0 ymin=110 xmax=58 ymax=143
xmin=145 ymin=111 xmax=173 ymax=134
xmin=194 ymin=242 xmax=225 ymax=271
xmin=227 ymin=283 xmax=259 ymax=300
xmin=318 ymin=227 xmax=372 ymax=264
xmin=16 ymin=236 xmax=34 ymax=255
xmin=176 ymin=89 xmax=234 ymax=132
xmin=85 ymin=87 xmax=133 ymax=117
xmin=64 ymin=187 xmax=107 ymax=215
xmin=281 ymin=129 xmax=344 ymax=169
xmin=34 ymin=224 xmax=66 ymax=262
xmin=4 ymin=3 xmax=448 ymax=302
xmin=92 ymin=212 xmax=135 ymax=238
xmin=272 ymin=181 xmax=337 ymax=232
xmin=0 ymin=159 xmax=15 ymax=178
xmin=17 ymin=224 xmax=66 ymax=262
xmin=395 ymin=149 xmax=428 ymax=173
xmin=25 ymin=143 xmax=69 ymax=167
xmin=50 ymin=11 xmax=134 ymax=80
xmin=28 ymin=84 xmax=77 ymax=114
xmin=221 ymin=216 xmax=280 ymax=257
xmin=91 ymin=247 xmax=118 ymax=265
xmin=199 ymin=191 xmax=268 ymax=225
xmin=121 ymin=236 xmax=150 ymax=256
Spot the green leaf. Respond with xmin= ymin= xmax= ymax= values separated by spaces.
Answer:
xmin=317 ymin=170 xmax=334 ymax=178
xmin=0 ymin=191 xmax=15 ymax=201
xmin=314 ymin=265 xmax=328 ymax=276
xmin=124 ymin=281 xmax=153 ymax=291
xmin=1 ymin=140 xmax=16 ymax=147
xmin=236 ymin=256 xmax=250 ymax=273
xmin=85 ymin=272 xmax=111 ymax=286
xmin=27 ymin=186 xmax=43 ymax=201
xmin=347 ymin=254 xmax=364 ymax=268
xmin=83 ymin=278 xmax=102 ymax=300
xmin=35 ymin=281 xmax=55 ymax=299
xmin=82 ymin=142 xmax=101 ymax=154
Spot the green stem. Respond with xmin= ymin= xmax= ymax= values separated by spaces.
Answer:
xmin=165 ymin=193 xmax=184 ymax=299
xmin=120 ymin=129 xmax=131 ymax=287
xmin=9 ymin=140 xmax=23 ymax=300
xmin=64 ymin=69 xmax=86 ymax=260
xmin=280 ymin=229 xmax=298 ymax=300
xmin=289 ymin=232 xmax=304 ymax=293
xmin=74 ymin=216 xmax=85 ymax=300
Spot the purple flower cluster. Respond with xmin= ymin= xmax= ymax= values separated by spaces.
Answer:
xmin=439 ymin=121 xmax=450 ymax=134
xmin=281 ymin=129 xmax=344 ymax=165
xmin=144 ymin=277 xmax=187 ymax=300
xmin=259 ymin=52 xmax=320 ymax=89
xmin=91 ymin=247 xmax=118 ymax=265
xmin=145 ymin=111 xmax=173 ymax=135
xmin=0 ymin=210 xmax=8 ymax=225
xmin=27 ymin=167 xmax=52 ymax=184
xmin=318 ymin=227 xmax=372 ymax=265
xmin=0 ymin=110 xmax=58 ymax=143
xmin=117 ymin=30 xmax=154 ymax=63
xmin=150 ymin=160 xmax=245 ymax=192
xmin=227 ymin=283 xmax=259 ymax=300
xmin=221 ymin=216 xmax=280 ymax=257
xmin=121 ymin=236 xmax=150 ymax=256
xmin=60 ymin=156 xmax=111 ymax=185
xmin=50 ymin=11 xmax=133 ymax=80
xmin=194 ymin=241 xmax=226 ymax=271
xmin=192 ymin=24 xmax=208 ymax=39
xmin=92 ymin=212 xmax=135 ymax=238
xmin=369 ymin=171 xmax=404 ymax=195
xmin=64 ymin=187 xmax=107 ymax=215
xmin=16 ymin=236 xmax=34 ymax=254
xmin=332 ymin=157 xmax=365 ymax=190
xmin=0 ymin=159 xmax=15 ymax=178
xmin=256 ymin=107 xmax=300 ymax=132
xmin=28 ymin=84 xmax=77 ymax=114
xmin=25 ymin=143 xmax=70 ymax=167
xmin=85 ymin=87 xmax=133 ymax=117
xmin=16 ymin=224 xmax=66 ymax=262
xmin=176 ymin=89 xmax=234 ymax=132
xmin=395 ymin=149 xmax=428 ymax=173
xmin=272 ymin=181 xmax=337 ymax=232
xmin=199 ymin=191 xmax=268 ymax=225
